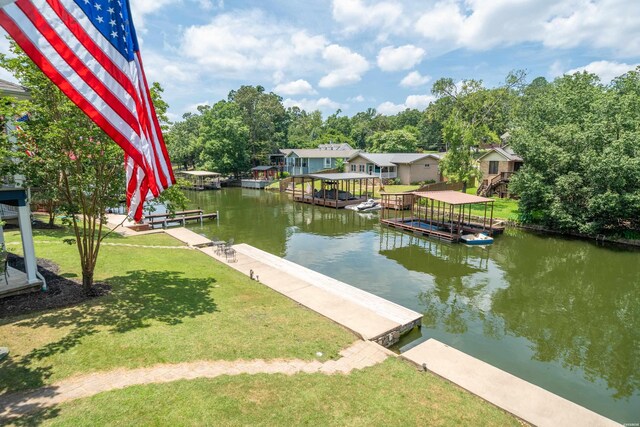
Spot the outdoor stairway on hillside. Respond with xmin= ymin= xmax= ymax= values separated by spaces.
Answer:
xmin=477 ymin=171 xmax=514 ymax=197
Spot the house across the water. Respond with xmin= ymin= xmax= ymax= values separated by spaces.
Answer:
xmin=346 ymin=152 xmax=443 ymax=185
xmin=278 ymin=144 xmax=360 ymax=175
xmin=476 ymin=146 xmax=523 ymax=198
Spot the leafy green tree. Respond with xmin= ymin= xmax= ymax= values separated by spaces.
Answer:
xmin=510 ymin=69 xmax=640 ymax=233
xmin=432 ymin=71 xmax=525 ymax=190
xmin=228 ymin=85 xmax=286 ymax=166
xmin=368 ymin=129 xmax=418 ymax=153
xmin=286 ymin=107 xmax=323 ymax=148
xmin=166 ymin=110 xmax=205 ymax=170
xmin=199 ymin=100 xmax=250 ymax=177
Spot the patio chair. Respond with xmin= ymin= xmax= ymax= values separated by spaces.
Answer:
xmin=224 ymin=238 xmax=236 ymax=262
xmin=211 ymin=236 xmax=226 ymax=254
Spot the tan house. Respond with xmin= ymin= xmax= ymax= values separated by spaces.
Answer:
xmin=346 ymin=152 xmax=443 ymax=185
xmin=476 ymin=146 xmax=523 ymax=197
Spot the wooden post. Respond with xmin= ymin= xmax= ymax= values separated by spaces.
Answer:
xmin=483 ymin=203 xmax=488 ymax=230
xmin=489 ymin=202 xmax=494 ymax=234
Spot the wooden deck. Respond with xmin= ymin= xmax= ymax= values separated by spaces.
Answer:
xmin=293 ymin=195 xmax=366 ymax=209
xmin=0 ymin=267 xmax=42 ymax=299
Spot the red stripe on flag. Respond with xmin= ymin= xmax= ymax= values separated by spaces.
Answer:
xmin=0 ymin=8 xmax=150 ymax=177
xmin=18 ymin=0 xmax=141 ymax=135
xmin=136 ymin=51 xmax=176 ymax=184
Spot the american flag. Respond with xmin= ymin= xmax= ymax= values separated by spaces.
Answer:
xmin=0 ymin=0 xmax=175 ymax=221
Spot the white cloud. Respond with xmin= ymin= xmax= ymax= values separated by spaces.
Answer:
xmin=405 ymin=94 xmax=435 ymax=109
xmin=274 ymin=79 xmax=317 ymax=95
xmin=377 ymin=94 xmax=435 ymax=115
xmin=414 ymin=0 xmax=640 ymax=56
xmin=181 ymin=10 xmax=328 ymax=79
xmin=283 ymin=97 xmax=344 ymax=114
xmin=331 ymin=0 xmax=407 ymax=36
xmin=565 ymin=61 xmax=640 ymax=83
xmin=318 ymin=44 xmax=370 ymax=88
xmin=348 ymin=95 xmax=365 ymax=103
xmin=377 ymin=45 xmax=425 ymax=72
xmin=400 ymin=71 xmax=431 ymax=87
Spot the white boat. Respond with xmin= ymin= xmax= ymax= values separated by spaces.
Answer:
xmin=355 ymin=199 xmax=381 ymax=211
xmin=461 ymin=233 xmax=494 ymax=245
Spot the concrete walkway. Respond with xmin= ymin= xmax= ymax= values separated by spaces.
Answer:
xmin=198 ymin=242 xmax=422 ymax=347
xmin=402 ymin=339 xmax=619 ymax=427
xmin=0 ymin=341 xmax=390 ymax=420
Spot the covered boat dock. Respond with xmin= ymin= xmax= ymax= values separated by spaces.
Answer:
xmin=178 ymin=171 xmax=221 ymax=190
xmin=380 ymin=191 xmax=505 ymax=242
xmin=292 ymin=173 xmax=379 ymax=209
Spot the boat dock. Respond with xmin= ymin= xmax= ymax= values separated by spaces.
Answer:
xmin=402 ymin=339 xmax=618 ymax=427
xmin=381 ymin=191 xmax=504 ymax=242
xmin=145 ymin=210 xmax=218 ymax=228
xmin=290 ymin=173 xmax=378 ymax=209
xmin=240 ymin=179 xmax=272 ymax=189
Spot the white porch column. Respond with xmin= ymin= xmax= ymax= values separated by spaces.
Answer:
xmin=17 ymin=204 xmax=38 ymax=284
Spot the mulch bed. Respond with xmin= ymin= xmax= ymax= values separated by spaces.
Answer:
xmin=0 ymin=254 xmax=111 ymax=319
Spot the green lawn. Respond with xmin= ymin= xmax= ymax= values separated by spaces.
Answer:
xmin=22 ymin=359 xmax=517 ymax=426
xmin=0 ymin=226 xmax=355 ymax=394
xmin=1 ymin=224 xmax=518 ymax=425
xmin=466 ymin=187 xmax=520 ymax=220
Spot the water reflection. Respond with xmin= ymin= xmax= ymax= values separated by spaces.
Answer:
xmin=184 ymin=188 xmax=639 ymax=421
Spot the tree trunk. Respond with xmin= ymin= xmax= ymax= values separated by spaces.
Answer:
xmin=462 ymin=181 xmax=468 ymax=193
xmin=48 ymin=211 xmax=55 ymax=227
xmin=82 ymin=268 xmax=94 ymax=295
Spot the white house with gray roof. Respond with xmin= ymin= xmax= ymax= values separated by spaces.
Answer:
xmin=346 ymin=152 xmax=443 ymax=185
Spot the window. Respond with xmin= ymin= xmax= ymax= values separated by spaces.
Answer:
xmin=424 ymin=163 xmax=430 ymax=168
xmin=350 ymin=164 xmax=357 ymax=172
xmin=358 ymin=164 xmax=365 ymax=172
xmin=489 ymin=161 xmax=499 ymax=174
xmin=324 ymin=158 xmax=331 ymax=168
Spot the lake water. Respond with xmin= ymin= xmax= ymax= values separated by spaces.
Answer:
xmin=183 ymin=188 xmax=639 ymax=423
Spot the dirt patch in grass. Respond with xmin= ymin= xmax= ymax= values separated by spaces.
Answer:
xmin=0 ymin=254 xmax=110 ymax=319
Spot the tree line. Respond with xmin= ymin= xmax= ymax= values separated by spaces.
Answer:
xmin=167 ymin=68 xmax=640 ymax=236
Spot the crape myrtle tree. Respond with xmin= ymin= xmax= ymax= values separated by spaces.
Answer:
xmin=509 ymin=70 xmax=640 ymax=234
xmin=1 ymin=43 xmax=182 ymax=293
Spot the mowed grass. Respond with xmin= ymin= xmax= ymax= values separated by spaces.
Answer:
xmin=23 ymin=359 xmax=518 ymax=427
xmin=466 ymin=187 xmax=520 ymax=220
xmin=0 ymin=226 xmax=355 ymax=394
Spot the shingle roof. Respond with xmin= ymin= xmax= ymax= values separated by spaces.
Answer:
xmin=0 ymin=79 xmax=30 ymax=100
xmin=251 ymin=166 xmax=278 ymax=171
xmin=348 ymin=152 xmax=441 ymax=166
xmin=477 ymin=146 xmax=522 ymax=162
xmin=287 ymin=149 xmax=361 ymax=159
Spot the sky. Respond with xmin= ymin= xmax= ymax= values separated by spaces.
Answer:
xmin=1 ymin=0 xmax=639 ymax=122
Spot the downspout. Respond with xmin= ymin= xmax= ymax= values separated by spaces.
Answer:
xmin=37 ymin=270 xmax=47 ymax=291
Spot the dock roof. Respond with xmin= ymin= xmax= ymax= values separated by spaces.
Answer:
xmin=178 ymin=170 xmax=221 ymax=177
xmin=295 ymin=172 xmax=376 ymax=180
xmin=412 ymin=190 xmax=493 ymax=205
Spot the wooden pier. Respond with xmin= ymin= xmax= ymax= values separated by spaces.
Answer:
xmin=145 ymin=209 xmax=218 ymax=228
